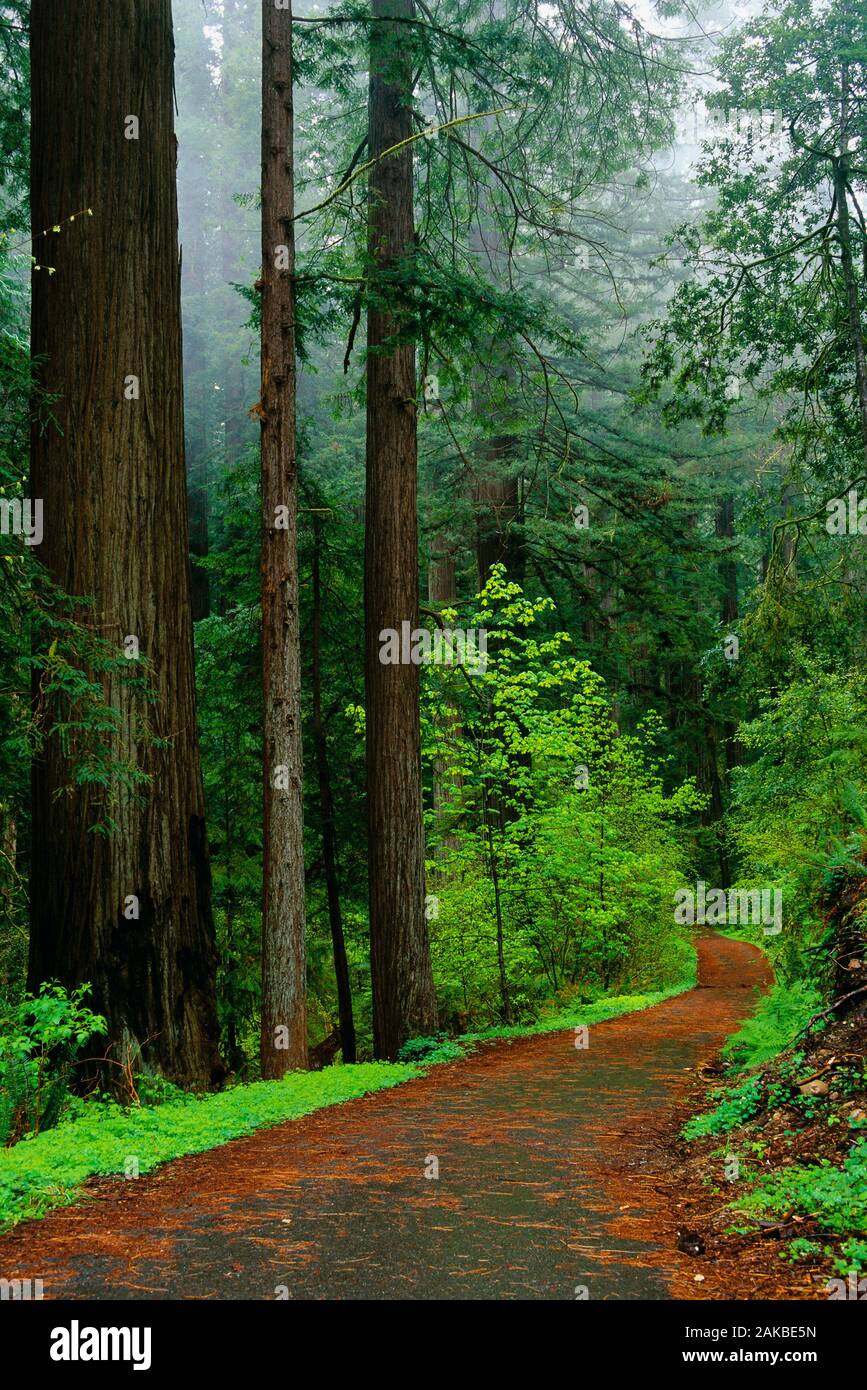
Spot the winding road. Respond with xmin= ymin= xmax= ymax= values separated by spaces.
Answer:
xmin=0 ymin=931 xmax=770 ymax=1300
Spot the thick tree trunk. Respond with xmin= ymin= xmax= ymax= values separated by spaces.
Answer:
xmin=366 ymin=0 xmax=437 ymax=1059
xmin=28 ymin=0 xmax=222 ymax=1086
xmin=259 ymin=0 xmax=307 ymax=1076
xmin=312 ymin=516 xmax=356 ymax=1063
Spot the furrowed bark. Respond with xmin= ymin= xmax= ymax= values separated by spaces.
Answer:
xmin=29 ymin=0 xmax=221 ymax=1086
xmin=260 ymin=0 xmax=307 ymax=1075
xmin=365 ymin=0 xmax=437 ymax=1059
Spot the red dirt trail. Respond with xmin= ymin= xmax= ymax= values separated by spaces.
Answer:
xmin=0 ymin=932 xmax=770 ymax=1300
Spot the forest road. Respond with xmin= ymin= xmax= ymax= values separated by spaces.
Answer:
xmin=0 ymin=931 xmax=770 ymax=1300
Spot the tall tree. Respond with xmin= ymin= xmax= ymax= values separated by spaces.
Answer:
xmin=643 ymin=0 xmax=867 ymax=509
xmin=365 ymin=0 xmax=437 ymax=1058
xmin=259 ymin=0 xmax=307 ymax=1075
xmin=28 ymin=0 xmax=222 ymax=1085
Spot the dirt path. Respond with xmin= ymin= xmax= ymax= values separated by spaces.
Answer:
xmin=0 ymin=933 xmax=770 ymax=1300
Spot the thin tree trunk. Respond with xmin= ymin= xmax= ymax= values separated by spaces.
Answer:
xmin=1 ymin=809 xmax=16 ymax=929
xmin=188 ymin=349 xmax=211 ymax=621
xmin=715 ymin=495 xmax=738 ymax=627
xmin=483 ymin=785 xmax=511 ymax=1024
xmin=469 ymin=181 xmax=523 ymax=590
xmin=427 ymin=536 xmax=463 ymax=860
xmin=833 ymin=65 xmax=867 ymax=467
xmin=715 ymin=492 xmax=740 ymax=781
xmin=259 ymin=0 xmax=307 ymax=1075
xmin=222 ymin=0 xmax=254 ymax=472
xmin=312 ymin=515 xmax=356 ymax=1063
xmin=28 ymin=0 xmax=222 ymax=1086
xmin=365 ymin=0 xmax=437 ymax=1059
xmin=185 ymin=225 xmax=211 ymax=622
xmin=221 ymin=730 xmax=245 ymax=1074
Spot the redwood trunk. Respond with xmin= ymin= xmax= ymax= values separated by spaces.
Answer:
xmin=28 ymin=0 xmax=221 ymax=1086
xmin=260 ymin=0 xmax=307 ymax=1075
xmin=365 ymin=0 xmax=437 ymax=1058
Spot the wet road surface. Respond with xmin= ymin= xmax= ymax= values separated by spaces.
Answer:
xmin=0 ymin=932 xmax=770 ymax=1300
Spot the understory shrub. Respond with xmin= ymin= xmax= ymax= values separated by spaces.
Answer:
xmin=0 ymin=982 xmax=105 ymax=1146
